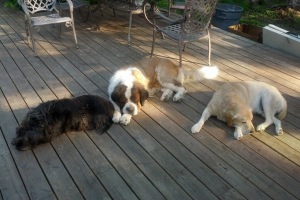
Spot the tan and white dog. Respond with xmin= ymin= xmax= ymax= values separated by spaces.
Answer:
xmin=108 ymin=57 xmax=218 ymax=125
xmin=132 ymin=57 xmax=219 ymax=102
xmin=191 ymin=81 xmax=287 ymax=139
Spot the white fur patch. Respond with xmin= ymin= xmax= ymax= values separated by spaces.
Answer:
xmin=108 ymin=68 xmax=136 ymax=97
xmin=198 ymin=66 xmax=219 ymax=79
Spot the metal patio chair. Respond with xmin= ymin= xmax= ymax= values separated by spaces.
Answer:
xmin=18 ymin=0 xmax=78 ymax=56
xmin=150 ymin=0 xmax=218 ymax=68
xmin=108 ymin=0 xmax=144 ymax=44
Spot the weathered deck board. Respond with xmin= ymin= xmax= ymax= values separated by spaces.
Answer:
xmin=0 ymin=4 xmax=300 ymax=200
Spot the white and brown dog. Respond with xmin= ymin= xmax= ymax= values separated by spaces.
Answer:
xmin=191 ymin=81 xmax=287 ymax=139
xmin=108 ymin=57 xmax=218 ymax=125
xmin=108 ymin=67 xmax=149 ymax=125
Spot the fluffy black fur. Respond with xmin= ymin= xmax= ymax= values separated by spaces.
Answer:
xmin=12 ymin=95 xmax=115 ymax=151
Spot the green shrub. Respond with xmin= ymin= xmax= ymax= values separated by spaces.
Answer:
xmin=220 ymin=0 xmax=300 ymax=33
xmin=4 ymin=0 xmax=19 ymax=8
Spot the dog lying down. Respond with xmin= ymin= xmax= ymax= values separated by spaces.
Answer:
xmin=191 ymin=81 xmax=287 ymax=139
xmin=131 ymin=58 xmax=219 ymax=102
xmin=108 ymin=57 xmax=219 ymax=126
xmin=12 ymin=95 xmax=114 ymax=151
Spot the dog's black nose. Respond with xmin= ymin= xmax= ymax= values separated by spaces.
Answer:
xmin=126 ymin=106 xmax=134 ymax=114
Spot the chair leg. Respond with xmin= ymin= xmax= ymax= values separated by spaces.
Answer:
xmin=78 ymin=8 xmax=85 ymax=21
xmin=26 ymin=18 xmax=37 ymax=55
xmin=25 ymin=18 xmax=31 ymax=46
xmin=87 ymin=6 xmax=93 ymax=21
xmin=128 ymin=12 xmax=132 ymax=44
xmin=79 ymin=6 xmax=92 ymax=22
xmin=150 ymin=30 xmax=156 ymax=58
xmin=178 ymin=40 xmax=183 ymax=67
xmin=29 ymin=26 xmax=37 ymax=56
xmin=207 ymin=29 xmax=211 ymax=66
xmin=95 ymin=0 xmax=103 ymax=16
xmin=183 ymin=43 xmax=187 ymax=51
xmin=85 ymin=11 xmax=90 ymax=22
xmin=160 ymin=32 xmax=165 ymax=39
xmin=98 ymin=3 xmax=103 ymax=16
xmin=71 ymin=22 xmax=79 ymax=49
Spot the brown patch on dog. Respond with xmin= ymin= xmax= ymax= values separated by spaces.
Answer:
xmin=130 ymin=81 xmax=149 ymax=110
xmin=224 ymin=109 xmax=234 ymax=127
xmin=111 ymin=83 xmax=128 ymax=109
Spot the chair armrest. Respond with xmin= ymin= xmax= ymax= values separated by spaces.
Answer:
xmin=155 ymin=11 xmax=176 ymax=23
xmin=143 ymin=0 xmax=177 ymax=24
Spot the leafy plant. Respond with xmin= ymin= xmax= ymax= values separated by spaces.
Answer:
xmin=219 ymin=0 xmax=300 ymax=33
xmin=4 ymin=0 xmax=19 ymax=8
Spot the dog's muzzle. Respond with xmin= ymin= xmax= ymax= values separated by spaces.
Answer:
xmin=123 ymin=103 xmax=138 ymax=115
xmin=126 ymin=106 xmax=135 ymax=114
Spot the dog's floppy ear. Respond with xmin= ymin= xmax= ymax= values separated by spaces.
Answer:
xmin=139 ymin=87 xmax=149 ymax=106
xmin=224 ymin=109 xmax=237 ymax=127
xmin=111 ymin=84 xmax=128 ymax=108
xmin=12 ymin=130 xmax=43 ymax=151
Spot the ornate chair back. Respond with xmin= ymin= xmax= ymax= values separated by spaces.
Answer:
xmin=20 ymin=0 xmax=57 ymax=14
xmin=181 ymin=0 xmax=217 ymax=35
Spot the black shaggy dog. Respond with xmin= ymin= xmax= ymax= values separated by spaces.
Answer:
xmin=12 ymin=95 xmax=115 ymax=151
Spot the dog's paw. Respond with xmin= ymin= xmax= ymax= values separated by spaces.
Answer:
xmin=160 ymin=94 xmax=171 ymax=101
xmin=234 ymin=129 xmax=243 ymax=140
xmin=173 ymin=96 xmax=182 ymax=102
xmin=256 ymin=124 xmax=266 ymax=132
xmin=160 ymin=90 xmax=173 ymax=101
xmin=173 ymin=89 xmax=186 ymax=102
xmin=173 ymin=94 xmax=184 ymax=102
xmin=234 ymin=133 xmax=243 ymax=140
xmin=191 ymin=123 xmax=202 ymax=134
xmin=276 ymin=127 xmax=283 ymax=135
xmin=112 ymin=112 xmax=122 ymax=123
xmin=119 ymin=114 xmax=132 ymax=125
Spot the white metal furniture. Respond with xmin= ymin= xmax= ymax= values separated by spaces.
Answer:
xmin=18 ymin=0 xmax=78 ymax=56
xmin=149 ymin=0 xmax=218 ymax=68
xmin=108 ymin=0 xmax=144 ymax=44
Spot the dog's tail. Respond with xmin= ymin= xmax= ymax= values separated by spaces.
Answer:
xmin=182 ymin=66 xmax=219 ymax=82
xmin=276 ymin=98 xmax=287 ymax=120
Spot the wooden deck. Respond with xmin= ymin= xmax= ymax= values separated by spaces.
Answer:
xmin=1 ymin=3 xmax=300 ymax=200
